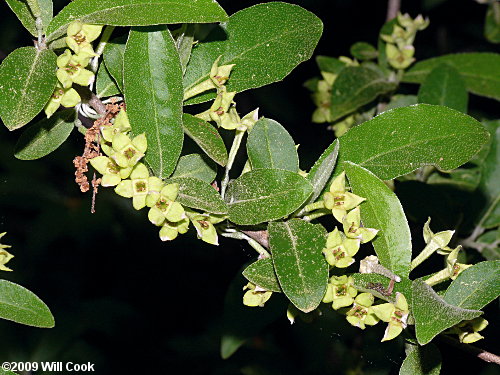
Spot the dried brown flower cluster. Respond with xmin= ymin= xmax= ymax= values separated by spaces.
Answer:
xmin=73 ymin=100 xmax=124 ymax=212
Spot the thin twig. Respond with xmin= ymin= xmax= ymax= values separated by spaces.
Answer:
xmin=439 ymin=335 xmax=500 ymax=365
xmin=88 ymin=93 xmax=107 ymax=115
xmin=386 ymin=0 xmax=401 ymax=21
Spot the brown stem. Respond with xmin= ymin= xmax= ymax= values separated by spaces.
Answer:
xmin=439 ymin=335 xmax=500 ymax=365
xmin=88 ymin=92 xmax=107 ymax=115
xmin=386 ymin=0 xmax=401 ymax=21
xmin=241 ymin=230 xmax=269 ymax=249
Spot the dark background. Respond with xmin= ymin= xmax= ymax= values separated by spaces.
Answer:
xmin=0 ymin=0 xmax=498 ymax=374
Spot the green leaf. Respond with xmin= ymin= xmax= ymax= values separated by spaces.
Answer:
xmin=46 ymin=0 xmax=228 ymax=42
xmin=226 ymin=169 xmax=313 ymax=225
xmin=478 ymin=121 xmax=500 ymax=228
xmin=417 ymin=64 xmax=468 ymax=113
xmin=269 ymin=219 xmax=328 ymax=312
xmin=345 ymin=162 xmax=412 ymax=278
xmin=246 ymin=118 xmax=298 ymax=172
xmin=175 ymin=24 xmax=196 ymax=75
xmin=103 ymin=34 xmax=127 ymax=91
xmin=305 ymin=139 xmax=339 ymax=204
xmin=330 ymin=65 xmax=397 ymax=122
xmin=350 ymin=42 xmax=378 ymax=61
xmin=336 ymin=104 xmax=490 ymax=180
xmin=443 ymin=261 xmax=500 ymax=310
xmin=0 ymin=280 xmax=54 ymax=328
xmin=184 ymin=2 xmax=323 ymax=104
xmin=169 ymin=177 xmax=227 ymax=214
xmin=96 ymin=62 xmax=120 ymax=98
xmin=124 ymin=26 xmax=184 ymax=178
xmin=0 ymin=369 xmax=19 ymax=375
xmin=399 ymin=343 xmax=442 ymax=375
xmin=0 ymin=47 xmax=57 ymax=130
xmin=485 ymin=3 xmax=500 ymax=43
xmin=171 ymin=153 xmax=216 ymax=183
xmin=5 ymin=0 xmax=52 ymax=36
xmin=182 ymin=114 xmax=227 ymax=167
xmin=412 ymin=279 xmax=482 ymax=345
xmin=404 ymin=53 xmax=500 ymax=101
xmin=242 ymin=258 xmax=281 ymax=292
xmin=14 ymin=108 xmax=75 ymax=160
xmin=316 ymin=55 xmax=345 ymax=74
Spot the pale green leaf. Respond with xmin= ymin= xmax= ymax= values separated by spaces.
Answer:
xmin=169 ymin=176 xmax=227 ymax=214
xmin=247 ymin=118 xmax=298 ymax=172
xmin=345 ymin=162 xmax=412 ymax=278
xmin=0 ymin=280 xmax=54 ymax=328
xmin=443 ymin=261 xmax=500 ymax=310
xmin=226 ymin=169 xmax=313 ymax=225
xmin=182 ymin=114 xmax=228 ymax=167
xmin=46 ymin=0 xmax=228 ymax=42
xmin=485 ymin=3 xmax=500 ymax=44
xmin=399 ymin=343 xmax=442 ymax=375
xmin=96 ymin=62 xmax=120 ymax=98
xmin=124 ymin=26 xmax=183 ymax=178
xmin=412 ymin=279 xmax=482 ymax=345
xmin=184 ymin=2 xmax=322 ymax=104
xmin=5 ymin=0 xmax=52 ymax=36
xmin=243 ymin=258 xmax=281 ymax=292
xmin=103 ymin=34 xmax=127 ymax=91
xmin=172 ymin=153 xmax=216 ymax=183
xmin=0 ymin=47 xmax=57 ymax=130
xmin=404 ymin=53 xmax=500 ymax=101
xmin=305 ymin=139 xmax=339 ymax=204
xmin=14 ymin=108 xmax=75 ymax=160
xmin=269 ymin=219 xmax=328 ymax=312
xmin=336 ymin=104 xmax=490 ymax=180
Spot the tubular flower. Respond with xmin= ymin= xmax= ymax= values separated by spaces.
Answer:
xmin=322 ymin=227 xmax=360 ymax=268
xmin=343 ymin=207 xmax=378 ymax=243
xmin=372 ymin=292 xmax=409 ymax=341
xmin=323 ymin=172 xmax=365 ymax=223
xmin=345 ymin=293 xmax=379 ymax=329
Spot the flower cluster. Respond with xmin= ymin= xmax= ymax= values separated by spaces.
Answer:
xmin=196 ymin=58 xmax=259 ymax=131
xmin=381 ymin=12 xmax=429 ymax=70
xmin=45 ymin=21 xmax=103 ymax=118
xmin=322 ymin=172 xmax=378 ymax=268
xmin=0 ymin=232 xmax=14 ymax=272
xmin=89 ymin=109 xmax=226 ymax=244
xmin=321 ymin=274 xmax=409 ymax=341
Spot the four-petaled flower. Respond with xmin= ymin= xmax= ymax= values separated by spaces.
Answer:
xmin=114 ymin=163 xmax=163 ymax=210
xmin=190 ymin=214 xmax=219 ymax=245
xmin=159 ymin=218 xmax=190 ymax=242
xmin=322 ymin=275 xmax=358 ymax=310
xmin=323 ymin=172 xmax=365 ymax=223
xmin=45 ymin=83 xmax=81 ymax=118
xmin=110 ymin=133 xmax=147 ymax=168
xmin=322 ymin=227 xmax=360 ymax=268
xmin=0 ymin=233 xmax=14 ymax=272
xmin=147 ymin=183 xmax=186 ymax=226
xmin=56 ymin=49 xmax=94 ymax=89
xmin=372 ymin=292 xmax=409 ymax=341
xmin=343 ymin=206 xmax=378 ymax=243
xmin=346 ymin=292 xmax=379 ymax=329
xmin=90 ymin=155 xmax=133 ymax=187
xmin=65 ymin=20 xmax=103 ymax=59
